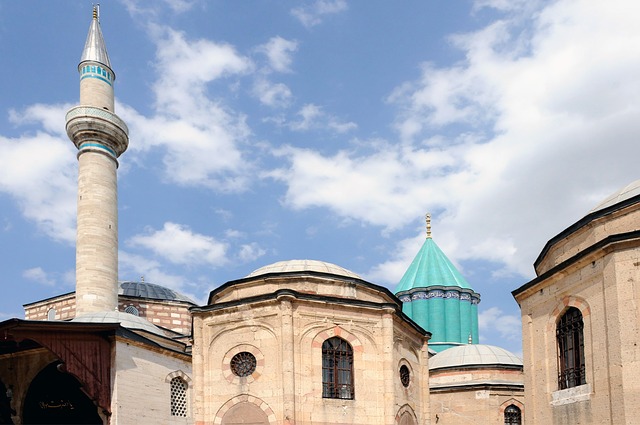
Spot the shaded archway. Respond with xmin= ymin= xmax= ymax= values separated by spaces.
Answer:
xmin=0 ymin=380 xmax=14 ymax=424
xmin=22 ymin=362 xmax=102 ymax=424
xmin=221 ymin=401 xmax=269 ymax=425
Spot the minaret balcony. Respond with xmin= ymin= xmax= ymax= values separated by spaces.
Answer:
xmin=66 ymin=106 xmax=129 ymax=158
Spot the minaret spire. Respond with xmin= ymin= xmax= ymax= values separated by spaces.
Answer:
xmin=425 ymin=213 xmax=432 ymax=239
xmin=66 ymin=7 xmax=129 ymax=316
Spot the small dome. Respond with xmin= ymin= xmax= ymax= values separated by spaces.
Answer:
xmin=590 ymin=179 xmax=640 ymax=213
xmin=72 ymin=311 xmax=164 ymax=335
xmin=247 ymin=259 xmax=361 ymax=279
xmin=429 ymin=344 xmax=522 ymax=370
xmin=119 ymin=281 xmax=195 ymax=304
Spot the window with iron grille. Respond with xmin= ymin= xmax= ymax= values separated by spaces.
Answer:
xmin=557 ymin=307 xmax=586 ymax=390
xmin=504 ymin=404 xmax=521 ymax=424
xmin=322 ymin=337 xmax=354 ymax=399
xmin=124 ymin=305 xmax=139 ymax=316
xmin=170 ymin=377 xmax=188 ymax=417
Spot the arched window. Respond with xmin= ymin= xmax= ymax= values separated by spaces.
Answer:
xmin=47 ymin=308 xmax=56 ymax=321
xmin=557 ymin=307 xmax=586 ymax=389
xmin=170 ymin=377 xmax=188 ymax=417
xmin=124 ymin=305 xmax=139 ymax=316
xmin=322 ymin=337 xmax=354 ymax=399
xmin=504 ymin=404 xmax=521 ymax=424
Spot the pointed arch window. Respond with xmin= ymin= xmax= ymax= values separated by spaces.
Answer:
xmin=322 ymin=337 xmax=354 ymax=399
xmin=557 ymin=307 xmax=586 ymax=389
xmin=504 ymin=404 xmax=521 ymax=424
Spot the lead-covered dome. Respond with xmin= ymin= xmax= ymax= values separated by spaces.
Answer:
xmin=589 ymin=179 xmax=640 ymax=213
xmin=119 ymin=281 xmax=195 ymax=304
xmin=429 ymin=344 xmax=522 ymax=370
xmin=247 ymin=259 xmax=361 ymax=279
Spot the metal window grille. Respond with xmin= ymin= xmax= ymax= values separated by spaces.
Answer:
xmin=124 ymin=305 xmax=139 ymax=316
xmin=399 ymin=365 xmax=410 ymax=387
xmin=322 ymin=337 xmax=354 ymax=399
xmin=504 ymin=405 xmax=521 ymax=424
xmin=230 ymin=352 xmax=257 ymax=377
xmin=170 ymin=377 xmax=188 ymax=417
xmin=557 ymin=307 xmax=586 ymax=389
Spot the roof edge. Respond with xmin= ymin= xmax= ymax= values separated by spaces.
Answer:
xmin=533 ymin=193 xmax=640 ymax=270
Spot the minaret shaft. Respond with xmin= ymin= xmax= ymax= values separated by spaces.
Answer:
xmin=75 ymin=151 xmax=119 ymax=314
xmin=67 ymin=8 xmax=129 ymax=316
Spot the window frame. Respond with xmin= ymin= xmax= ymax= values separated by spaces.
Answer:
xmin=504 ymin=404 xmax=521 ymax=425
xmin=556 ymin=307 xmax=586 ymax=390
xmin=170 ymin=376 xmax=188 ymax=417
xmin=322 ymin=337 xmax=354 ymax=400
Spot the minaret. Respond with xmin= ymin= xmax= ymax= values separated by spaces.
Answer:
xmin=66 ymin=6 xmax=129 ymax=316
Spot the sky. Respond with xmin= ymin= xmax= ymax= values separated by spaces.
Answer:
xmin=1 ymin=0 xmax=639 ymax=357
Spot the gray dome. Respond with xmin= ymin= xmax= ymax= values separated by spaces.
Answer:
xmin=72 ymin=311 xmax=163 ymax=335
xmin=429 ymin=344 xmax=522 ymax=370
xmin=119 ymin=281 xmax=195 ymax=304
xmin=247 ymin=259 xmax=361 ymax=279
xmin=590 ymin=179 xmax=640 ymax=213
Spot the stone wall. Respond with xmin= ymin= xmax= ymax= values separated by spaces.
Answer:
xmin=515 ymin=200 xmax=640 ymax=424
xmin=111 ymin=338 xmax=193 ymax=424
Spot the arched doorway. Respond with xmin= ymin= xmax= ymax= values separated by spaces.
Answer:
xmin=22 ymin=362 xmax=102 ymax=424
xmin=221 ymin=401 xmax=269 ymax=425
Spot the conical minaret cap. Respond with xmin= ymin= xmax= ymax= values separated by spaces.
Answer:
xmin=80 ymin=6 xmax=112 ymax=70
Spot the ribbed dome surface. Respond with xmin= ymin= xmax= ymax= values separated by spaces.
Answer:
xmin=589 ymin=179 xmax=640 ymax=213
xmin=396 ymin=238 xmax=472 ymax=293
xmin=429 ymin=344 xmax=522 ymax=370
xmin=72 ymin=311 xmax=163 ymax=335
xmin=119 ymin=281 xmax=195 ymax=303
xmin=247 ymin=259 xmax=361 ymax=279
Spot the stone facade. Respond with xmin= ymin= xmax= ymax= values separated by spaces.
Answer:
xmin=430 ymin=367 xmax=524 ymax=424
xmin=191 ymin=271 xmax=431 ymax=425
xmin=513 ymin=188 xmax=640 ymax=424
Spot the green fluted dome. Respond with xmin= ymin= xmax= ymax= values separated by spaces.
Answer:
xmin=396 ymin=238 xmax=472 ymax=292
xmin=395 ymin=232 xmax=481 ymax=352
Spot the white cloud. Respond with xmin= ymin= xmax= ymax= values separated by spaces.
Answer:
xmin=274 ymin=0 xmax=640 ymax=278
xmin=0 ymin=105 xmax=77 ymax=242
xmin=287 ymin=104 xmax=356 ymax=133
xmin=23 ymin=267 xmax=56 ymax=286
xmin=237 ymin=242 xmax=267 ymax=263
xmin=258 ymin=37 xmax=298 ymax=73
xmin=127 ymin=222 xmax=229 ymax=267
xmin=118 ymin=26 xmax=254 ymax=191
xmin=291 ymin=0 xmax=348 ymax=28
xmin=478 ymin=306 xmax=521 ymax=343
xmin=253 ymin=78 xmax=293 ymax=108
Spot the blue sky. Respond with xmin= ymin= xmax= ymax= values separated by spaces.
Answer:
xmin=1 ymin=0 xmax=639 ymax=356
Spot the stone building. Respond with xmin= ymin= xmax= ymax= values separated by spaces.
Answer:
xmin=0 ymin=6 xmax=527 ymax=425
xmin=513 ymin=179 xmax=640 ymax=424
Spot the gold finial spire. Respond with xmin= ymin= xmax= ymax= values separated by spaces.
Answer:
xmin=93 ymin=4 xmax=99 ymax=21
xmin=425 ymin=213 xmax=432 ymax=239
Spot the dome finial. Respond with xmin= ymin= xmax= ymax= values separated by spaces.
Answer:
xmin=93 ymin=4 xmax=99 ymax=20
xmin=425 ymin=213 xmax=432 ymax=239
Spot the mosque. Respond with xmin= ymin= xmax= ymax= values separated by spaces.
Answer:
xmin=0 ymin=7 xmax=637 ymax=425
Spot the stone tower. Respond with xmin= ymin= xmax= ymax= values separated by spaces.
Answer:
xmin=395 ymin=214 xmax=481 ymax=352
xmin=65 ymin=6 xmax=128 ymax=316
